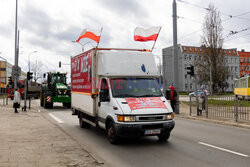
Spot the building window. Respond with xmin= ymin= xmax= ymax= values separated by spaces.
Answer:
xmin=189 ymin=47 xmax=192 ymax=51
xmin=184 ymin=55 xmax=187 ymax=60
xmin=185 ymin=83 xmax=188 ymax=90
xmin=195 ymin=48 xmax=197 ymax=52
xmin=183 ymin=47 xmax=186 ymax=51
xmin=231 ymin=67 xmax=233 ymax=71
xmin=189 ymin=55 xmax=192 ymax=60
xmin=190 ymin=84 xmax=193 ymax=89
xmin=185 ymin=74 xmax=187 ymax=79
xmin=229 ymin=50 xmax=231 ymax=54
xmin=199 ymin=48 xmax=202 ymax=52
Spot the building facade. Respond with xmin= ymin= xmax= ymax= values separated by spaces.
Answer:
xmin=162 ymin=45 xmax=240 ymax=92
xmin=238 ymin=50 xmax=250 ymax=77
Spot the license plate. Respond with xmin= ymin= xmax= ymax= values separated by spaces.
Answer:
xmin=144 ymin=129 xmax=161 ymax=135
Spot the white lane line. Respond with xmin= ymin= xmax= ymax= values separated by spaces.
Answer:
xmin=48 ymin=113 xmax=64 ymax=123
xmin=198 ymin=142 xmax=249 ymax=157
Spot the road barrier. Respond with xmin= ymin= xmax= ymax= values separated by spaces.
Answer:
xmin=189 ymin=95 xmax=250 ymax=122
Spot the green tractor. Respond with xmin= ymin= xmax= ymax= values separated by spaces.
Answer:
xmin=40 ymin=72 xmax=71 ymax=109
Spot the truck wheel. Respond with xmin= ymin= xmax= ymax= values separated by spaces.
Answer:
xmin=107 ymin=122 xmax=120 ymax=144
xmin=79 ymin=114 xmax=90 ymax=128
xmin=158 ymin=132 xmax=170 ymax=142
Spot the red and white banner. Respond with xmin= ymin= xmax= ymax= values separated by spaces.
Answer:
xmin=71 ymin=50 xmax=92 ymax=93
xmin=125 ymin=97 xmax=167 ymax=110
xmin=134 ymin=26 xmax=161 ymax=42
xmin=76 ymin=28 xmax=101 ymax=43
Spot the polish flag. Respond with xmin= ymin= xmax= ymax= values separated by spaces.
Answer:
xmin=76 ymin=28 xmax=101 ymax=43
xmin=134 ymin=26 xmax=161 ymax=42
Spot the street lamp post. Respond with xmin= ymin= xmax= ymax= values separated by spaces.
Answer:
xmin=154 ymin=55 xmax=162 ymax=86
xmin=72 ymin=41 xmax=91 ymax=52
xmin=28 ymin=51 xmax=38 ymax=72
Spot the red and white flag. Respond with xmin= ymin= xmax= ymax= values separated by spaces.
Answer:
xmin=76 ymin=28 xmax=101 ymax=43
xmin=134 ymin=26 xmax=161 ymax=42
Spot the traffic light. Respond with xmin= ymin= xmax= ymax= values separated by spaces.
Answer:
xmin=187 ymin=65 xmax=194 ymax=76
xmin=27 ymin=72 xmax=33 ymax=80
xmin=8 ymin=77 xmax=12 ymax=85
xmin=59 ymin=61 xmax=61 ymax=68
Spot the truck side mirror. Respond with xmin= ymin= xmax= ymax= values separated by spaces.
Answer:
xmin=165 ymin=89 xmax=171 ymax=100
xmin=100 ymin=91 xmax=110 ymax=102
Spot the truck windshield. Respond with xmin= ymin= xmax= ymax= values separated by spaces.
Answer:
xmin=110 ymin=78 xmax=162 ymax=98
xmin=51 ymin=75 xmax=66 ymax=84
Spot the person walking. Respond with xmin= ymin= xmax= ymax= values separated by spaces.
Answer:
xmin=13 ymin=88 xmax=21 ymax=113
xmin=200 ymin=85 xmax=206 ymax=113
xmin=169 ymin=85 xmax=177 ymax=113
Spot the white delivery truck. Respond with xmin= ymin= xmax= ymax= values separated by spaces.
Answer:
xmin=71 ymin=48 xmax=175 ymax=144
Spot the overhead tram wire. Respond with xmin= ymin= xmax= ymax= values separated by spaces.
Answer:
xmin=177 ymin=0 xmax=250 ymax=22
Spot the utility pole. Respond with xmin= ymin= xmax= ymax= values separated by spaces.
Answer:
xmin=14 ymin=0 xmax=18 ymax=89
xmin=173 ymin=0 xmax=179 ymax=114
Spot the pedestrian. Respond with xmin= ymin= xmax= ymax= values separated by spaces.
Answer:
xmin=13 ymin=88 xmax=21 ymax=113
xmin=200 ymin=85 xmax=206 ymax=112
xmin=169 ymin=85 xmax=177 ymax=113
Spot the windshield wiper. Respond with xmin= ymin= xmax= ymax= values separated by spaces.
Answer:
xmin=116 ymin=94 xmax=137 ymax=98
xmin=136 ymin=94 xmax=162 ymax=97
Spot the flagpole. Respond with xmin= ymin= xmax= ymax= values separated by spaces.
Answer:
xmin=96 ymin=27 xmax=103 ymax=49
xmin=151 ymin=27 xmax=162 ymax=52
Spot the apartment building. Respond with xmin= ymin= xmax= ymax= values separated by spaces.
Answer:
xmin=238 ymin=50 xmax=250 ymax=77
xmin=162 ymin=45 xmax=240 ymax=92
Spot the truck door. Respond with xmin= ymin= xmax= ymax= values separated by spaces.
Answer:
xmin=98 ymin=78 xmax=111 ymax=121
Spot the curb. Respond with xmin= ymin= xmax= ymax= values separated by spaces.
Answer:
xmin=175 ymin=114 xmax=250 ymax=129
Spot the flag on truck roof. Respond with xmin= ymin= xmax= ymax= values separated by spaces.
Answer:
xmin=76 ymin=28 xmax=101 ymax=43
xmin=134 ymin=26 xmax=161 ymax=42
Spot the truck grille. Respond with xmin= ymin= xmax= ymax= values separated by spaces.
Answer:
xmin=136 ymin=115 xmax=165 ymax=122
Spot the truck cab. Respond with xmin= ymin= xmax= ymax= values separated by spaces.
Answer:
xmin=97 ymin=77 xmax=174 ymax=143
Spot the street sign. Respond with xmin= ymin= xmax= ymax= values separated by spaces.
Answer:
xmin=12 ymin=65 xmax=21 ymax=77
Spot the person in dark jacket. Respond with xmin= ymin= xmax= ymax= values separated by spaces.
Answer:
xmin=169 ymin=85 xmax=177 ymax=113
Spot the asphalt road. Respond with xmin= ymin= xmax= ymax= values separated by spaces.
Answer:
xmin=35 ymin=101 xmax=250 ymax=167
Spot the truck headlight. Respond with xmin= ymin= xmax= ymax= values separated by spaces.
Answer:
xmin=117 ymin=115 xmax=136 ymax=122
xmin=164 ymin=113 xmax=174 ymax=120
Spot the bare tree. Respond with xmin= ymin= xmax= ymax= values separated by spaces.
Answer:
xmin=195 ymin=3 xmax=229 ymax=92
xmin=30 ymin=60 xmax=44 ymax=83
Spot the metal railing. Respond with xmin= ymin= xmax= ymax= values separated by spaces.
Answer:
xmin=189 ymin=95 xmax=250 ymax=122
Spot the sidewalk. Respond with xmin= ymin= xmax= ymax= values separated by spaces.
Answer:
xmin=177 ymin=101 xmax=250 ymax=129
xmin=0 ymin=102 xmax=102 ymax=167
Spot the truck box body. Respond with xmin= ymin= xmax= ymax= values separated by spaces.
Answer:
xmin=71 ymin=48 xmax=175 ymax=143
xmin=71 ymin=49 xmax=159 ymax=115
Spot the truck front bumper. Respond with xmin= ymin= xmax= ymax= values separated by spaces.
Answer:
xmin=114 ymin=120 xmax=175 ymax=138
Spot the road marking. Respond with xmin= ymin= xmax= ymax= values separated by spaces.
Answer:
xmin=48 ymin=113 xmax=64 ymax=123
xmin=198 ymin=142 xmax=249 ymax=157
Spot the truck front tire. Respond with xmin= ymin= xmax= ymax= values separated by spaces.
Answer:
xmin=157 ymin=132 xmax=170 ymax=142
xmin=107 ymin=122 xmax=120 ymax=144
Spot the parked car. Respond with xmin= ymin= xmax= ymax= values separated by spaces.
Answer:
xmin=189 ymin=90 xmax=209 ymax=96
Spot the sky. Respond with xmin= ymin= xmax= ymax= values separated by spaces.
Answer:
xmin=0 ymin=0 xmax=250 ymax=80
